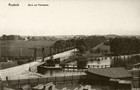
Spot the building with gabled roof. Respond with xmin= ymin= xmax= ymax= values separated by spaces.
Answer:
xmin=85 ymin=67 xmax=132 ymax=90
xmin=87 ymin=67 xmax=132 ymax=79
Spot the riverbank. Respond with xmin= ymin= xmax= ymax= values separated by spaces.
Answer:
xmin=0 ymin=49 xmax=76 ymax=80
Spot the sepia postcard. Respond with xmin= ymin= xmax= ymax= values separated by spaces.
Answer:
xmin=0 ymin=0 xmax=140 ymax=90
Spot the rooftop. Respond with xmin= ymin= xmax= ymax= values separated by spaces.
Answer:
xmin=87 ymin=67 xmax=132 ymax=79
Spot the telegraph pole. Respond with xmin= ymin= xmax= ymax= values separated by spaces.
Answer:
xmin=29 ymin=47 xmax=37 ymax=61
xmin=42 ymin=47 xmax=45 ymax=62
xmin=0 ymin=77 xmax=2 ymax=90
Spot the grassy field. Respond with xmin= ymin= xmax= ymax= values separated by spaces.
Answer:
xmin=92 ymin=42 xmax=110 ymax=52
xmin=84 ymin=42 xmax=110 ymax=57
xmin=0 ymin=40 xmax=55 ymax=57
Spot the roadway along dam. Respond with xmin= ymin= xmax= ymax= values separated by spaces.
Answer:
xmin=0 ymin=49 xmax=76 ymax=80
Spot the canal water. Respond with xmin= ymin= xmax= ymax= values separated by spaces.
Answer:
xmin=43 ymin=69 xmax=86 ymax=77
xmin=86 ymin=58 xmax=111 ymax=67
xmin=43 ymin=58 xmax=112 ymax=77
xmin=42 ymin=54 xmax=140 ymax=77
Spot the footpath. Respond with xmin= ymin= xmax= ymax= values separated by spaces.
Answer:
xmin=0 ymin=49 xmax=76 ymax=80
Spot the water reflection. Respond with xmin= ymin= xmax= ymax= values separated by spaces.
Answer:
xmin=87 ymin=58 xmax=111 ymax=66
xmin=43 ymin=69 xmax=86 ymax=77
xmin=42 ymin=55 xmax=140 ymax=78
xmin=43 ymin=58 xmax=111 ymax=77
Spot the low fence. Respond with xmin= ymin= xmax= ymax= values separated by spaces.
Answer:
xmin=1 ymin=75 xmax=86 ymax=89
xmin=0 ymin=61 xmax=17 ymax=69
xmin=64 ymin=64 xmax=110 ymax=69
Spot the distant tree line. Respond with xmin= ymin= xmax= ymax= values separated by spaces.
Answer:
xmin=75 ymin=36 xmax=107 ymax=55
xmin=50 ymin=39 xmax=76 ymax=55
xmin=110 ymin=37 xmax=140 ymax=55
xmin=0 ymin=34 xmax=22 ymax=40
xmin=111 ymin=55 xmax=140 ymax=68
xmin=50 ymin=36 xmax=107 ymax=56
xmin=111 ymin=57 xmax=127 ymax=68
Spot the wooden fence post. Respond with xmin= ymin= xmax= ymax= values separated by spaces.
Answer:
xmin=73 ymin=65 xmax=74 ymax=72
xmin=71 ymin=75 xmax=73 ymax=85
xmin=37 ymin=77 xmax=39 ymax=85
xmin=28 ymin=78 xmax=30 ymax=85
xmin=139 ymin=70 xmax=140 ymax=88
xmin=18 ymin=77 xmax=20 ymax=89
xmin=46 ymin=77 xmax=48 ymax=83
xmin=64 ymin=73 xmax=65 ymax=84
xmin=55 ymin=76 xmax=57 ymax=85
xmin=0 ymin=78 xmax=3 ymax=90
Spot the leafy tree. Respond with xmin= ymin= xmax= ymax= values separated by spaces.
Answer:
xmin=95 ymin=47 xmax=101 ymax=54
xmin=110 ymin=37 xmax=140 ymax=55
xmin=2 ymin=34 xmax=7 ymax=40
xmin=77 ymin=45 xmax=86 ymax=56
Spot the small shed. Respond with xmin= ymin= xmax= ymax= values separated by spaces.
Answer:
xmin=33 ymin=84 xmax=44 ymax=90
xmin=79 ymin=85 xmax=91 ymax=90
xmin=29 ymin=62 xmax=45 ymax=73
xmin=33 ymin=82 xmax=55 ymax=90
xmin=21 ymin=85 xmax=32 ymax=90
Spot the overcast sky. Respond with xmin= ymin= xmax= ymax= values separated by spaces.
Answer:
xmin=0 ymin=0 xmax=140 ymax=36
